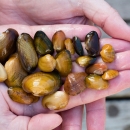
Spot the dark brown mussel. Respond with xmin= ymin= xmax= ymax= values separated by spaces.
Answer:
xmin=64 ymin=38 xmax=75 ymax=55
xmin=85 ymin=31 xmax=100 ymax=57
xmin=73 ymin=36 xmax=84 ymax=56
xmin=55 ymin=50 xmax=72 ymax=77
xmin=64 ymin=72 xmax=87 ymax=96
xmin=0 ymin=28 xmax=18 ymax=63
xmin=52 ymin=30 xmax=66 ymax=52
xmin=100 ymin=44 xmax=115 ymax=63
xmin=85 ymin=74 xmax=108 ymax=90
xmin=76 ymin=56 xmax=97 ymax=67
xmin=34 ymin=31 xmax=54 ymax=55
xmin=4 ymin=53 xmax=28 ymax=88
xmin=22 ymin=72 xmax=61 ymax=97
xmin=17 ymin=33 xmax=38 ymax=73
xmin=8 ymin=87 xmax=39 ymax=104
xmin=85 ymin=62 xmax=108 ymax=75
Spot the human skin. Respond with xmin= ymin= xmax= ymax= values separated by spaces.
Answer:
xmin=0 ymin=0 xmax=130 ymax=130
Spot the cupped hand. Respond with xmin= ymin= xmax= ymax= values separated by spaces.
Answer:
xmin=0 ymin=0 xmax=130 ymax=41
xmin=0 ymin=24 xmax=130 ymax=130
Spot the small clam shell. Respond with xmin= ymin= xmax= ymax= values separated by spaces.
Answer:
xmin=100 ymin=44 xmax=115 ymax=63
xmin=42 ymin=91 xmax=69 ymax=110
xmin=17 ymin=33 xmax=38 ymax=73
xmin=22 ymin=72 xmax=61 ymax=96
xmin=76 ymin=56 xmax=97 ymax=67
xmin=0 ymin=63 xmax=7 ymax=82
xmin=52 ymin=30 xmax=66 ymax=52
xmin=85 ymin=62 xmax=108 ymax=75
xmin=64 ymin=72 xmax=87 ymax=95
xmin=64 ymin=38 xmax=75 ymax=55
xmin=102 ymin=70 xmax=119 ymax=80
xmin=85 ymin=31 xmax=100 ymax=57
xmin=4 ymin=53 xmax=28 ymax=87
xmin=8 ymin=87 xmax=39 ymax=104
xmin=73 ymin=36 xmax=84 ymax=56
xmin=34 ymin=31 xmax=54 ymax=55
xmin=38 ymin=54 xmax=56 ymax=72
xmin=0 ymin=28 xmax=18 ymax=63
xmin=85 ymin=74 xmax=108 ymax=90
xmin=55 ymin=50 xmax=72 ymax=77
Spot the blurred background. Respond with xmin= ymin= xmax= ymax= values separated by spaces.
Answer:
xmin=82 ymin=0 xmax=130 ymax=129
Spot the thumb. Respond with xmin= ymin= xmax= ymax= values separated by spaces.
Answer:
xmin=81 ymin=0 xmax=130 ymax=41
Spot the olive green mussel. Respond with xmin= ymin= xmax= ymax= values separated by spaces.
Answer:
xmin=42 ymin=91 xmax=69 ymax=110
xmin=22 ymin=72 xmax=61 ymax=97
xmin=4 ymin=53 xmax=28 ymax=87
xmin=17 ymin=33 xmax=38 ymax=73
xmin=76 ymin=56 xmax=97 ymax=67
xmin=8 ymin=87 xmax=39 ymax=104
xmin=0 ymin=63 xmax=7 ymax=82
xmin=55 ymin=50 xmax=72 ymax=77
xmin=34 ymin=31 xmax=54 ymax=55
xmin=85 ymin=74 xmax=108 ymax=90
xmin=0 ymin=28 xmax=18 ymax=63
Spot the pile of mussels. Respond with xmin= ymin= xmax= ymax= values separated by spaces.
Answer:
xmin=0 ymin=28 xmax=118 ymax=110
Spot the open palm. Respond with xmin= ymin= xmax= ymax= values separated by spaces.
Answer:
xmin=0 ymin=0 xmax=130 ymax=130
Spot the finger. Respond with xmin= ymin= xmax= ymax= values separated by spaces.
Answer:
xmin=60 ymin=105 xmax=83 ymax=130
xmin=86 ymin=98 xmax=106 ymax=130
xmin=28 ymin=114 xmax=62 ymax=130
xmin=8 ymin=114 xmax=62 ymax=130
xmin=0 ymin=24 xmax=101 ymax=41
xmin=81 ymin=0 xmax=130 ymax=41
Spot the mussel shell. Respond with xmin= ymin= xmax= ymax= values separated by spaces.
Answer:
xmin=102 ymin=70 xmax=119 ymax=80
xmin=64 ymin=72 xmax=87 ymax=96
xmin=100 ymin=44 xmax=115 ymax=63
xmin=38 ymin=54 xmax=56 ymax=72
xmin=42 ymin=91 xmax=69 ymax=110
xmin=5 ymin=53 xmax=28 ymax=87
xmin=76 ymin=56 xmax=97 ymax=67
xmin=52 ymin=30 xmax=66 ymax=52
xmin=85 ymin=31 xmax=100 ymax=57
xmin=64 ymin=38 xmax=75 ymax=55
xmin=0 ymin=28 xmax=18 ymax=63
xmin=8 ymin=87 xmax=39 ymax=104
xmin=22 ymin=72 xmax=61 ymax=96
xmin=85 ymin=74 xmax=108 ymax=90
xmin=85 ymin=62 xmax=108 ymax=75
xmin=73 ymin=36 xmax=84 ymax=56
xmin=55 ymin=50 xmax=72 ymax=77
xmin=0 ymin=63 xmax=7 ymax=82
xmin=34 ymin=31 xmax=54 ymax=55
xmin=17 ymin=33 xmax=38 ymax=73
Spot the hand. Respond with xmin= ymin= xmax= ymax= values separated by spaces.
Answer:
xmin=0 ymin=24 xmax=130 ymax=130
xmin=0 ymin=0 xmax=130 ymax=41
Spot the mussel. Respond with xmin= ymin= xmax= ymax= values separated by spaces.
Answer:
xmin=85 ymin=31 xmax=100 ymax=57
xmin=17 ymin=33 xmax=38 ymax=73
xmin=0 ymin=28 xmax=18 ymax=63
xmin=22 ymin=72 xmax=61 ymax=96
xmin=64 ymin=72 xmax=87 ymax=95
